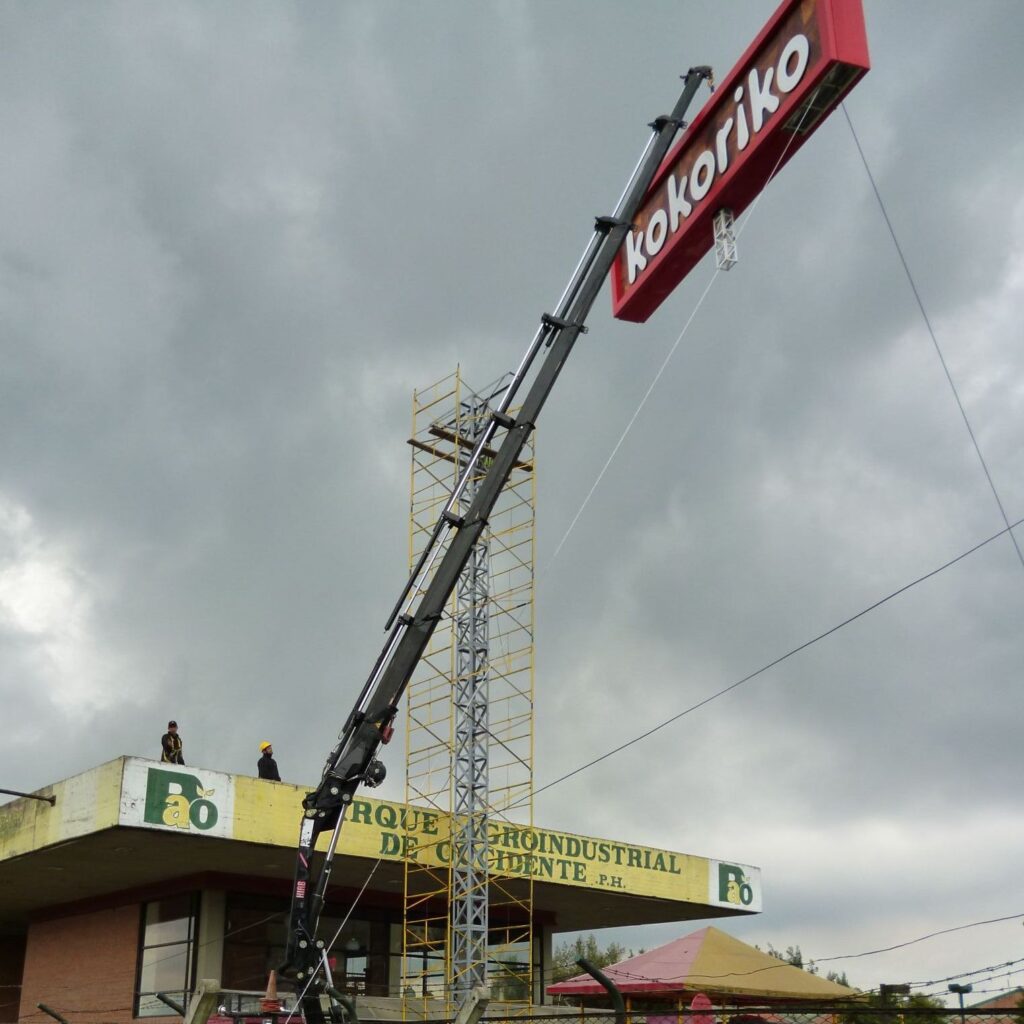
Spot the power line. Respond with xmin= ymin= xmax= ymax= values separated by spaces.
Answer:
xmin=919 ymin=967 xmax=1024 ymax=999
xmin=7 ymin=871 xmax=380 ymax=1024
xmin=199 ymin=513 xmax=1023 ymax=1005
xmin=544 ymin=84 xmax=823 ymax=574
xmin=812 ymin=911 xmax=1024 ymax=964
xmin=530 ymin=110 xmax=1024 ymax=808
xmin=931 ymin=984 xmax=1024 ymax=998
xmin=283 ymin=856 xmax=383 ymax=1024
xmin=324 ymin=513 xmax=1022 ymax=879
xmin=6 ymin=910 xmax=1020 ymax=1017
xmin=545 ymin=266 xmax=717 ymax=568
xmin=529 ymin=515 xmax=1022 ymax=802
xmin=4 ymin=912 xmax=288 ymax=1022
xmin=910 ymin=956 xmax=1024 ymax=989
xmin=555 ymin=912 xmax=1024 ymax=989
xmin=94 ymin=530 xmax=1021 ymax=1005
xmin=842 ymin=103 xmax=1024 ymax=573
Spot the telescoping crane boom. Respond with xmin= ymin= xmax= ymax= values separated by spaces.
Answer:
xmin=280 ymin=65 xmax=715 ymax=1019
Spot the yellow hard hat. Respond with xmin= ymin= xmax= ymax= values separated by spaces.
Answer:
xmin=260 ymin=741 xmax=272 ymax=752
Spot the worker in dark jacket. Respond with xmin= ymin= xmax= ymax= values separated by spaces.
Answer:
xmin=161 ymin=721 xmax=185 ymax=765
xmin=257 ymin=741 xmax=281 ymax=781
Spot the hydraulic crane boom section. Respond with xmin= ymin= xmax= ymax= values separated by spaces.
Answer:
xmin=281 ymin=66 xmax=714 ymax=1008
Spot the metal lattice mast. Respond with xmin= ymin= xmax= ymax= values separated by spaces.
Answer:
xmin=450 ymin=393 xmax=491 ymax=1001
xmin=403 ymin=368 xmax=535 ymax=1018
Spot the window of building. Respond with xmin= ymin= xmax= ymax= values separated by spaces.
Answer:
xmin=222 ymin=893 xmax=392 ymax=995
xmin=135 ymin=894 xmax=199 ymax=1017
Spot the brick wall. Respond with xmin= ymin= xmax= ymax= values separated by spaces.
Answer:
xmin=18 ymin=905 xmax=175 ymax=1024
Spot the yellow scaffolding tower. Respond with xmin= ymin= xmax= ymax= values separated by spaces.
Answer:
xmin=402 ymin=368 xmax=535 ymax=1017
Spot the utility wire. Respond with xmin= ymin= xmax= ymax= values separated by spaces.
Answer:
xmin=842 ymin=103 xmax=1024 ymax=572
xmin=8 ymin=912 xmax=291 ymax=1022
xmin=11 ymin=94 xmax=1022 ymax=1024
xmin=530 ymin=515 xmax=1022 ymax=802
xmin=132 ymin=911 xmax=284 ymax=984
xmin=5 ymin=912 xmax=1020 ymax=1018
xmin=10 ymin=100 xmax=1023 ymax=1024
xmin=400 ymin=91 xmax=822 ymax=974
xmin=578 ymin=912 xmax=1024 ymax=988
xmin=918 ymin=966 xmax=1024 ymax=998
xmin=336 ymin=514 xmax=1022 ymax=871
xmin=812 ymin=910 xmax=1024 ymax=964
xmin=545 ymin=84 xmax=822 ymax=572
xmin=539 ymin=102 xmax=1023 ymax=807
xmin=545 ymin=264 xmax=720 ymax=567
xmin=18 ymin=863 xmax=385 ymax=1023
xmin=928 ymin=984 xmax=1024 ymax=998
xmin=909 ymin=955 xmax=1024 ymax=989
xmin=283 ymin=857 xmax=383 ymax=1024
xmin=552 ymin=917 xmax=1024 ymax=995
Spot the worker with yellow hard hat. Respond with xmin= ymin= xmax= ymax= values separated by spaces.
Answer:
xmin=257 ymin=740 xmax=281 ymax=782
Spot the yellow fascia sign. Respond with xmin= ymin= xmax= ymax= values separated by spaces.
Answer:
xmin=112 ymin=758 xmax=759 ymax=908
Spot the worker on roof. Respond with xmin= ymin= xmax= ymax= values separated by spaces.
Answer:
xmin=161 ymin=720 xmax=185 ymax=765
xmin=258 ymin=741 xmax=281 ymax=781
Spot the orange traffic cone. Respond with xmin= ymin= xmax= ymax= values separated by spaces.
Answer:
xmin=261 ymin=971 xmax=282 ymax=1013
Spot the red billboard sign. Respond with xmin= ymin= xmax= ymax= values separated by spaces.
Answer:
xmin=611 ymin=0 xmax=870 ymax=322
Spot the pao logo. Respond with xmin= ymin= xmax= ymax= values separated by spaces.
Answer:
xmin=144 ymin=767 xmax=219 ymax=831
xmin=716 ymin=862 xmax=758 ymax=908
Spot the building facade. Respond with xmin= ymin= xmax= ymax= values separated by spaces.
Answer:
xmin=0 ymin=758 xmax=763 ymax=1021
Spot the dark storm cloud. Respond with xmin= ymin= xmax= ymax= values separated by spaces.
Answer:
xmin=2 ymin=0 xmax=1022 ymax=994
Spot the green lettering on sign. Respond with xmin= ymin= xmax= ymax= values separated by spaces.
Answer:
xmin=144 ymin=768 xmax=219 ymax=832
xmin=718 ymin=863 xmax=754 ymax=906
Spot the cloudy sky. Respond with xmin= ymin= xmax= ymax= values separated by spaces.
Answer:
xmin=3 ymin=0 xmax=1023 ymax=999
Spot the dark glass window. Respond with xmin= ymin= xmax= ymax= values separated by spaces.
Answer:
xmin=222 ymin=893 xmax=391 ymax=996
xmin=135 ymin=894 xmax=199 ymax=1017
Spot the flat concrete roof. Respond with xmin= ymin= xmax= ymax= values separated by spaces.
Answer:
xmin=0 ymin=757 xmax=761 ymax=931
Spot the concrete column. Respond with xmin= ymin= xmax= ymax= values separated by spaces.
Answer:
xmin=195 ymin=890 xmax=226 ymax=981
xmin=533 ymin=925 xmax=553 ymax=1006
xmin=388 ymin=921 xmax=403 ymax=996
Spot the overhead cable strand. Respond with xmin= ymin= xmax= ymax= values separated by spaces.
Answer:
xmin=585 ymin=912 xmax=1024 ymax=987
xmin=545 ymin=86 xmax=822 ymax=572
xmin=9 ymin=912 xmax=1020 ymax=1017
xmin=322 ymin=855 xmax=382 ymax=957
xmin=545 ymin=265 xmax=720 ymax=567
xmin=28 ymin=913 xmax=293 ymax=1016
xmin=909 ymin=955 xmax=1024 ymax=989
xmin=842 ymin=103 xmax=1024 ymax=572
xmin=530 ymin=515 xmax=1023 ymax=801
xmin=918 ymin=967 xmax=1024 ymax=997
xmin=367 ymin=517 xmax=1020 ymax=870
xmin=283 ymin=856 xmax=383 ymax=1024
xmin=815 ymin=910 xmax=1024 ymax=964
xmin=129 ymin=911 xmax=284 ymax=980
